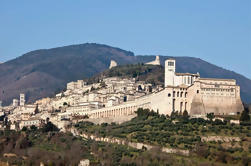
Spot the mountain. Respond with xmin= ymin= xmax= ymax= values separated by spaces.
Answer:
xmin=0 ymin=43 xmax=250 ymax=105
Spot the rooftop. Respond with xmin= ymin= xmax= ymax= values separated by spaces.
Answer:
xmin=199 ymin=78 xmax=236 ymax=82
xmin=175 ymin=73 xmax=200 ymax=76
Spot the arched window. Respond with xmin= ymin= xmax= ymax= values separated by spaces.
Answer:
xmin=173 ymin=91 xmax=176 ymax=97
xmin=185 ymin=92 xmax=187 ymax=98
xmin=177 ymin=92 xmax=179 ymax=97
xmin=180 ymin=102 xmax=183 ymax=112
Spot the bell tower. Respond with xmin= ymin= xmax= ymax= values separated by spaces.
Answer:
xmin=165 ymin=59 xmax=176 ymax=87
xmin=20 ymin=93 xmax=25 ymax=106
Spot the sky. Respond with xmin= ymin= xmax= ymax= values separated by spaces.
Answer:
xmin=0 ymin=0 xmax=250 ymax=78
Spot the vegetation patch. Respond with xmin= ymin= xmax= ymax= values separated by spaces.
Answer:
xmin=76 ymin=108 xmax=251 ymax=165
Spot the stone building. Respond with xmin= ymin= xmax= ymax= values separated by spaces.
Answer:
xmin=86 ymin=58 xmax=243 ymax=118
xmin=20 ymin=93 xmax=25 ymax=106
xmin=146 ymin=56 xmax=161 ymax=65
xmin=109 ymin=60 xmax=118 ymax=69
xmin=67 ymin=80 xmax=86 ymax=90
xmin=12 ymin=99 xmax=19 ymax=107
xmin=162 ymin=59 xmax=243 ymax=115
xmin=19 ymin=118 xmax=43 ymax=129
xmin=164 ymin=59 xmax=200 ymax=87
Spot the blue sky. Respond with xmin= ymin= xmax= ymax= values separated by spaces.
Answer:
xmin=0 ymin=0 xmax=250 ymax=78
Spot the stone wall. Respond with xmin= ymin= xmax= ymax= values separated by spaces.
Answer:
xmin=190 ymin=81 xmax=243 ymax=115
xmin=201 ymin=136 xmax=240 ymax=142
xmin=79 ymin=132 xmax=189 ymax=156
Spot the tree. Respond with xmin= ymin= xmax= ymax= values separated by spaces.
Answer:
xmin=240 ymin=108 xmax=250 ymax=122
xmin=195 ymin=143 xmax=210 ymax=158
xmin=22 ymin=126 xmax=27 ymax=131
xmin=183 ymin=110 xmax=189 ymax=119
xmin=91 ymin=86 xmax=95 ymax=91
xmin=30 ymin=125 xmax=37 ymax=131
xmin=34 ymin=104 xmax=39 ymax=114
xmin=206 ymin=113 xmax=214 ymax=121
xmin=135 ymin=108 xmax=150 ymax=117
xmin=42 ymin=122 xmax=59 ymax=132
xmin=170 ymin=111 xmax=178 ymax=120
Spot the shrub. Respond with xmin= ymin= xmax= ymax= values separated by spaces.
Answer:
xmin=206 ymin=113 xmax=214 ymax=121
xmin=30 ymin=125 xmax=37 ymax=131
xmin=240 ymin=108 xmax=250 ymax=122
xmin=182 ymin=110 xmax=189 ymax=119
xmin=195 ymin=143 xmax=210 ymax=158
xmin=22 ymin=126 xmax=27 ymax=131
xmin=41 ymin=122 xmax=59 ymax=132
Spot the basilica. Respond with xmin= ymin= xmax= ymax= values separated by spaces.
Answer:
xmin=86 ymin=58 xmax=244 ymax=118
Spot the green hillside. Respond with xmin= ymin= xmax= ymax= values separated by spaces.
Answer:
xmin=87 ymin=63 xmax=164 ymax=86
xmin=76 ymin=108 xmax=251 ymax=166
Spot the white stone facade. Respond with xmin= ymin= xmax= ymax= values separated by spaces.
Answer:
xmin=146 ymin=56 xmax=161 ymax=65
xmin=161 ymin=59 xmax=243 ymax=115
xmin=86 ymin=59 xmax=243 ymax=117
xmin=67 ymin=80 xmax=86 ymax=90
xmin=19 ymin=118 xmax=43 ymax=129
xmin=20 ymin=93 xmax=25 ymax=106
xmin=164 ymin=59 xmax=200 ymax=87
xmin=13 ymin=99 xmax=19 ymax=107
xmin=109 ymin=60 xmax=117 ymax=69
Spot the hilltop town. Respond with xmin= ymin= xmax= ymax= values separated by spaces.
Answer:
xmin=0 ymin=57 xmax=250 ymax=166
xmin=0 ymin=57 xmax=244 ymax=131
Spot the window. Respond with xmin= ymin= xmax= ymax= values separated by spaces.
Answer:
xmin=168 ymin=61 xmax=174 ymax=66
xmin=177 ymin=92 xmax=179 ymax=97
xmin=180 ymin=102 xmax=183 ymax=112
xmin=197 ymin=90 xmax=200 ymax=94
xmin=168 ymin=93 xmax=171 ymax=97
xmin=173 ymin=91 xmax=176 ymax=97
